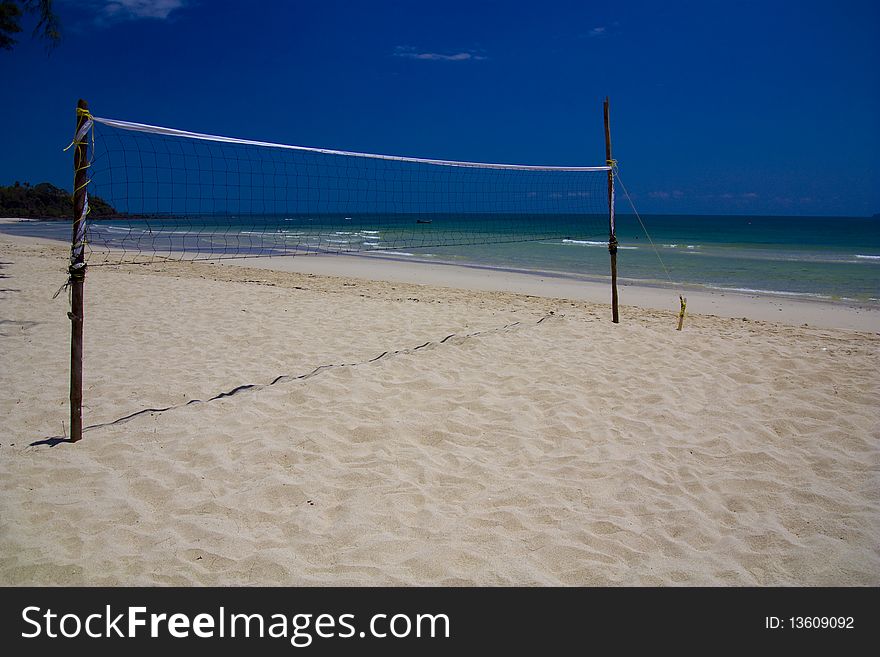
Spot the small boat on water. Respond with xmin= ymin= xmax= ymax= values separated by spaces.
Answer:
xmin=416 ymin=219 xmax=432 ymax=224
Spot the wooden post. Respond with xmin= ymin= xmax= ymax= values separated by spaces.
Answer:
xmin=69 ymin=98 xmax=90 ymax=442
xmin=604 ymin=97 xmax=619 ymax=323
xmin=677 ymin=295 xmax=687 ymax=331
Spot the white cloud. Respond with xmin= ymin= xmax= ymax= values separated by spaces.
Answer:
xmin=649 ymin=190 xmax=684 ymax=200
xmin=581 ymin=23 xmax=620 ymax=39
xmin=394 ymin=46 xmax=486 ymax=61
xmin=100 ymin=0 xmax=187 ymax=20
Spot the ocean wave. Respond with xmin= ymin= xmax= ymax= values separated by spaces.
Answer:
xmin=560 ymin=239 xmax=638 ymax=250
xmin=562 ymin=239 xmax=606 ymax=246
xmin=855 ymin=254 xmax=880 ymax=260
xmin=705 ymin=285 xmax=833 ymax=300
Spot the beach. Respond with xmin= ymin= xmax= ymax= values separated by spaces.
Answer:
xmin=1 ymin=231 xmax=878 ymax=585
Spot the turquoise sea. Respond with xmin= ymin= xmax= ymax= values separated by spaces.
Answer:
xmin=2 ymin=214 xmax=878 ymax=304
xmin=418 ymin=214 xmax=880 ymax=303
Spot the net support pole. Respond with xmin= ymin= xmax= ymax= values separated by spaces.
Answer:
xmin=69 ymin=98 xmax=90 ymax=442
xmin=604 ymin=97 xmax=619 ymax=324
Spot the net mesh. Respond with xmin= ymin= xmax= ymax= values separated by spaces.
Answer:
xmin=84 ymin=117 xmax=611 ymax=264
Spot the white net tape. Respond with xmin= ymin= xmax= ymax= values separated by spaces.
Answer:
xmin=92 ymin=116 xmax=611 ymax=173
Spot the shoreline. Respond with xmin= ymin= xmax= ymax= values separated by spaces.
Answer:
xmin=0 ymin=224 xmax=877 ymax=332
xmin=219 ymin=251 xmax=880 ymax=331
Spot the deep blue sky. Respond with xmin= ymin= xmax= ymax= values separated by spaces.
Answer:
xmin=2 ymin=0 xmax=878 ymax=215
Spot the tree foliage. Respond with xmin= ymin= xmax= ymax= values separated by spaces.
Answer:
xmin=0 ymin=181 xmax=118 ymax=219
xmin=0 ymin=0 xmax=60 ymax=51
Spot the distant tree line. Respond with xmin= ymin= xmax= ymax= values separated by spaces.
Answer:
xmin=0 ymin=181 xmax=118 ymax=219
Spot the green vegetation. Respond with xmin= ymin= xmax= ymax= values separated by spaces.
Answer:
xmin=0 ymin=1 xmax=60 ymax=51
xmin=0 ymin=181 xmax=118 ymax=219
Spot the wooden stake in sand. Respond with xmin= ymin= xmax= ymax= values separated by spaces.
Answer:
xmin=677 ymin=295 xmax=687 ymax=331
xmin=604 ymin=97 xmax=620 ymax=324
xmin=69 ymin=98 xmax=90 ymax=442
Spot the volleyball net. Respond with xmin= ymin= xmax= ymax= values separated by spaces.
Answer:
xmin=78 ymin=114 xmax=612 ymax=264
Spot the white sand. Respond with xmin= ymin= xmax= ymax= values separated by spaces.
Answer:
xmin=222 ymin=252 xmax=880 ymax=332
xmin=1 ymin=234 xmax=878 ymax=585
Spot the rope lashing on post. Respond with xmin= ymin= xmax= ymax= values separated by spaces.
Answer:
xmin=52 ymin=262 xmax=86 ymax=316
xmin=606 ymin=158 xmax=619 ymax=255
xmin=63 ymin=106 xmax=94 ymax=265
xmin=56 ymin=106 xmax=94 ymax=305
xmin=608 ymin=233 xmax=619 ymax=255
